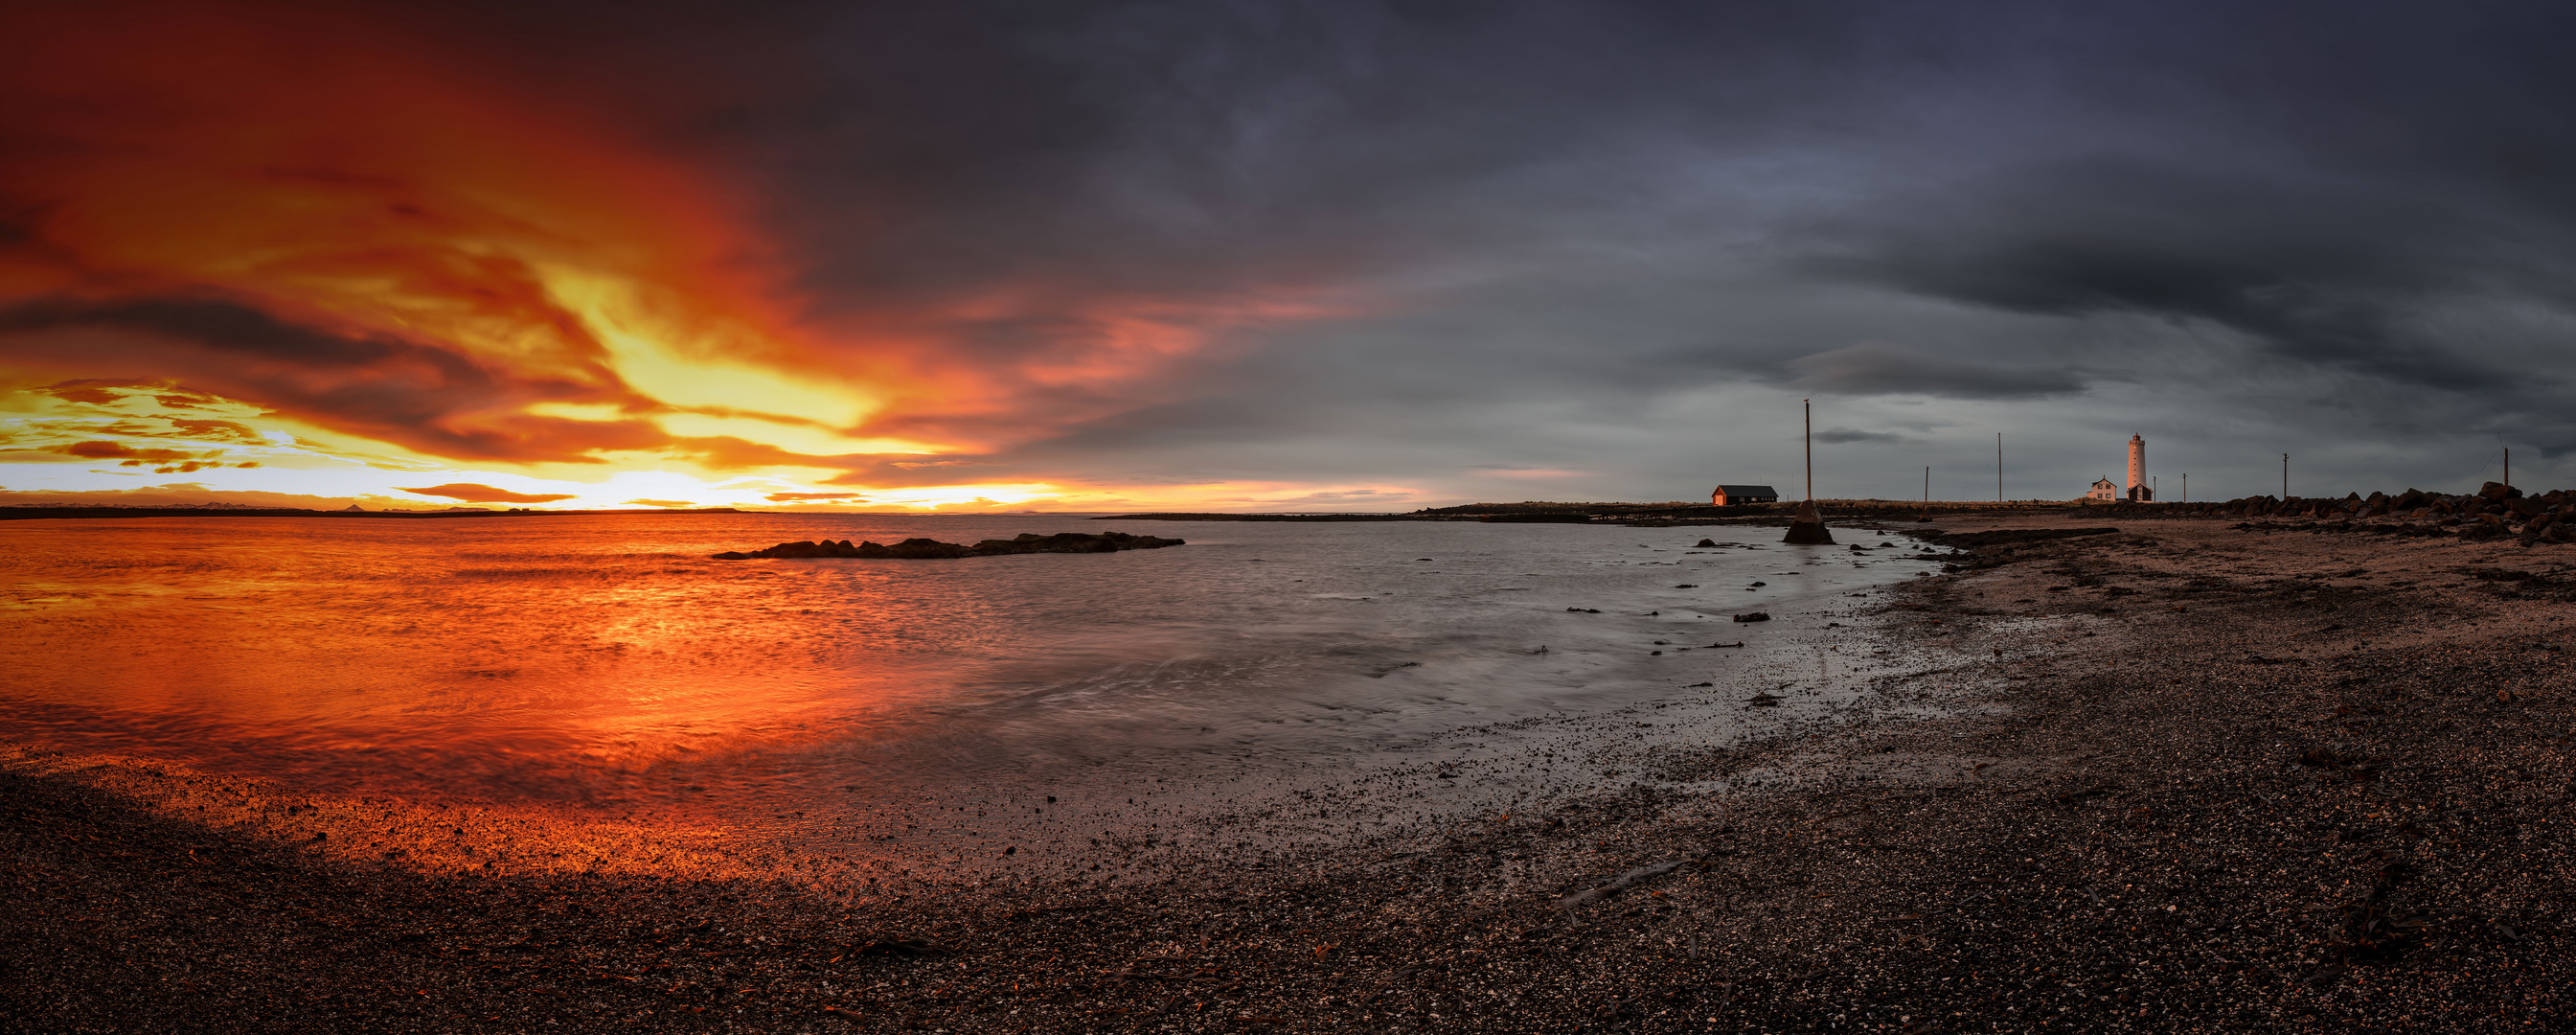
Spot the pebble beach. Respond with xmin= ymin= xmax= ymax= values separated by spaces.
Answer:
xmin=6 ymin=509 xmax=2571 ymax=1033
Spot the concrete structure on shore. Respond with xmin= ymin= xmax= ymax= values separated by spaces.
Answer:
xmin=1782 ymin=497 xmax=1835 ymax=543
xmin=1711 ymin=484 xmax=1780 ymax=506
xmin=2126 ymin=435 xmax=2154 ymax=502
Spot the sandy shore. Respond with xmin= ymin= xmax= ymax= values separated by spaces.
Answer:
xmin=6 ymin=511 xmax=2572 ymax=1033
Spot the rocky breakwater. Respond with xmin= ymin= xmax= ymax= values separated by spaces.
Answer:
xmin=711 ymin=530 xmax=1183 ymax=561
xmin=2088 ymin=480 xmax=2576 ymax=545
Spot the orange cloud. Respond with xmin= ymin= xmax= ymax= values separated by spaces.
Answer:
xmin=62 ymin=441 xmax=209 ymax=464
xmin=764 ymin=492 xmax=868 ymax=502
xmin=395 ymin=482 xmax=578 ymax=504
xmin=0 ymin=0 xmax=1354 ymax=508
xmin=623 ymin=498 xmax=697 ymax=508
xmin=0 ymin=1 xmax=839 ymax=459
xmin=52 ymin=438 xmax=259 ymax=474
xmin=38 ymin=385 xmax=125 ymax=405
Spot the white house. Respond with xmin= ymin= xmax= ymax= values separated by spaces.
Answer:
xmin=2087 ymin=476 xmax=2117 ymax=502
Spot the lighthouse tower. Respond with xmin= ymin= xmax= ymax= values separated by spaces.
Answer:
xmin=2126 ymin=434 xmax=2153 ymax=501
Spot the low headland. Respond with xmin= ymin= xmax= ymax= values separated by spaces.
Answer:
xmin=1098 ymin=499 xmax=2069 ymax=524
xmin=711 ymin=531 xmax=1185 ymax=560
xmin=1106 ymin=481 xmax=2573 ymax=539
xmin=6 ymin=498 xmax=2572 ymax=1032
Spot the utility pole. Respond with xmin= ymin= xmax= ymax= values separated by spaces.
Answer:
xmin=1804 ymin=399 xmax=1813 ymax=502
xmin=2153 ymin=475 xmax=2157 ymax=501
xmin=2505 ymin=447 xmax=2510 ymax=493
xmin=2181 ymin=473 xmax=2187 ymax=503
xmin=2282 ymin=453 xmax=2289 ymax=498
xmin=1923 ymin=466 xmax=1930 ymax=518
xmin=1996 ymin=433 xmax=2003 ymax=503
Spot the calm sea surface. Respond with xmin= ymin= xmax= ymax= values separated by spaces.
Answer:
xmin=0 ymin=514 xmax=1948 ymax=853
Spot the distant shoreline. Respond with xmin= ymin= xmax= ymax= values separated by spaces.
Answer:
xmin=0 ymin=506 xmax=744 ymax=521
xmin=1097 ymin=499 xmax=2077 ymax=523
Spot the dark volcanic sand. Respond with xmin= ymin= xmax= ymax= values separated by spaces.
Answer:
xmin=6 ymin=512 xmax=2572 ymax=1033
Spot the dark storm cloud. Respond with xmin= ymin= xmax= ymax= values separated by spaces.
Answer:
xmin=1812 ymin=428 xmax=1908 ymax=446
xmin=1785 ymin=342 xmax=2086 ymax=400
xmin=670 ymin=0 xmax=2576 ymax=484
xmin=1798 ymin=157 xmax=2547 ymax=395
xmin=489 ymin=0 xmax=1909 ymax=315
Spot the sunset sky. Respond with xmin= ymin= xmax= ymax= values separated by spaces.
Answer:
xmin=6 ymin=0 xmax=2574 ymax=512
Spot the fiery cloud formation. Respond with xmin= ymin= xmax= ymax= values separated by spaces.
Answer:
xmin=0 ymin=0 xmax=1323 ymax=511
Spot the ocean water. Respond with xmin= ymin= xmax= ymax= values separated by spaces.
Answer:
xmin=0 ymin=513 xmax=1951 ymax=861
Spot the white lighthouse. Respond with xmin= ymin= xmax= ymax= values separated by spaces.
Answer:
xmin=2126 ymin=434 xmax=2154 ymax=501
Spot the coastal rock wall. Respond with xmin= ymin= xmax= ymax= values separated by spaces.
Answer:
xmin=2086 ymin=482 xmax=2576 ymax=544
xmin=711 ymin=531 xmax=1184 ymax=561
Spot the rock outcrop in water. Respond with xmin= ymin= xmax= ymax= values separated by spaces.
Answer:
xmin=710 ymin=531 xmax=1184 ymax=561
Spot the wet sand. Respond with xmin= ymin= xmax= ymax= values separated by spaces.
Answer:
xmin=6 ymin=511 xmax=2572 ymax=1033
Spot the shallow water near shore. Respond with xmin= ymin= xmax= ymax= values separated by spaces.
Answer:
xmin=0 ymin=514 xmax=1951 ymax=868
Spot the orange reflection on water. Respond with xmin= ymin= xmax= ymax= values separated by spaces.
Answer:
xmin=0 ymin=516 xmax=992 ymax=805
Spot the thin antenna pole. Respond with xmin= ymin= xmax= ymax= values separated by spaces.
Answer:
xmin=2505 ymin=447 xmax=2510 ymax=493
xmin=2282 ymin=453 xmax=2289 ymax=498
xmin=1996 ymin=433 xmax=2002 ymax=503
xmin=2182 ymin=473 xmax=2187 ymax=503
xmin=2153 ymin=475 xmax=2157 ymax=501
xmin=1804 ymin=399 xmax=1813 ymax=502
xmin=1923 ymin=465 xmax=1929 ymax=517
